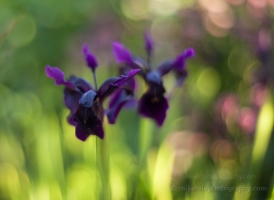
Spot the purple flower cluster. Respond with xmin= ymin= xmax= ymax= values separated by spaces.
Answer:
xmin=46 ymin=45 xmax=140 ymax=140
xmin=46 ymin=33 xmax=194 ymax=141
xmin=112 ymin=33 xmax=194 ymax=126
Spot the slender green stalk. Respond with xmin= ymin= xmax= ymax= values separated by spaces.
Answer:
xmin=96 ymin=119 xmax=111 ymax=200
xmin=139 ymin=118 xmax=154 ymax=165
xmin=132 ymin=118 xmax=154 ymax=199
xmin=92 ymin=69 xmax=98 ymax=91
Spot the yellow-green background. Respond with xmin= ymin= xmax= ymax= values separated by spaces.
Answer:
xmin=0 ymin=0 xmax=274 ymax=199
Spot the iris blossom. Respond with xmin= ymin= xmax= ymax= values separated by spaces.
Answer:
xmin=112 ymin=33 xmax=194 ymax=126
xmin=45 ymin=44 xmax=140 ymax=141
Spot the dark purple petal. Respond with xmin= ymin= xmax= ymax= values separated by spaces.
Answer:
xmin=172 ymin=48 xmax=195 ymax=70
xmin=79 ymin=90 xmax=97 ymax=108
xmin=131 ymin=56 xmax=147 ymax=68
xmin=97 ymin=77 xmax=120 ymax=98
xmin=123 ymin=97 xmax=137 ymax=109
xmin=75 ymin=122 xmax=104 ymax=140
xmin=75 ymin=124 xmax=89 ymax=141
xmin=113 ymin=69 xmax=140 ymax=87
xmin=138 ymin=93 xmax=169 ymax=126
xmin=62 ymin=77 xmax=94 ymax=126
xmin=148 ymin=84 xmax=166 ymax=96
xmin=129 ymin=76 xmax=136 ymax=89
xmin=74 ymin=104 xmax=104 ymax=139
xmin=75 ymin=123 xmax=104 ymax=140
xmin=145 ymin=70 xmax=166 ymax=96
xmin=130 ymin=56 xmax=148 ymax=73
xmin=64 ymin=87 xmax=82 ymax=114
xmin=45 ymin=65 xmax=74 ymax=88
xmin=69 ymin=76 xmax=93 ymax=93
xmin=105 ymin=73 xmax=137 ymax=124
xmin=174 ymin=69 xmax=188 ymax=86
xmin=98 ymin=69 xmax=140 ymax=102
xmin=156 ymin=60 xmax=173 ymax=76
xmin=144 ymin=32 xmax=154 ymax=55
xmin=67 ymin=113 xmax=77 ymax=126
xmin=106 ymin=89 xmax=133 ymax=124
xmin=99 ymin=84 xmax=118 ymax=103
xmin=108 ymin=89 xmax=123 ymax=108
xmin=64 ymin=87 xmax=83 ymax=126
xmin=125 ymin=77 xmax=136 ymax=91
xmin=82 ymin=44 xmax=98 ymax=70
xmin=112 ymin=42 xmax=134 ymax=64
xmin=92 ymin=124 xmax=104 ymax=139
xmin=146 ymin=70 xmax=162 ymax=85
xmin=118 ymin=67 xmax=141 ymax=88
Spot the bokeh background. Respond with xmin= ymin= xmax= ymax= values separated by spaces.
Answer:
xmin=0 ymin=0 xmax=274 ymax=199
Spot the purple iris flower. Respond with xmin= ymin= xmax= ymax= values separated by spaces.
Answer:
xmin=112 ymin=33 xmax=194 ymax=126
xmin=45 ymin=44 xmax=140 ymax=141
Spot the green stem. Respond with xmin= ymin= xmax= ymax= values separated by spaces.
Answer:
xmin=132 ymin=118 xmax=154 ymax=199
xmin=92 ymin=69 xmax=98 ymax=91
xmin=139 ymin=118 xmax=154 ymax=165
xmin=96 ymin=120 xmax=111 ymax=200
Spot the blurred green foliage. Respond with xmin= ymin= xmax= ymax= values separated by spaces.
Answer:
xmin=0 ymin=0 xmax=274 ymax=199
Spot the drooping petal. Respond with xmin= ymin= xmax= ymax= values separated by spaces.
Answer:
xmin=174 ymin=69 xmax=188 ymax=86
xmin=125 ymin=76 xmax=136 ymax=91
xmin=75 ymin=121 xmax=104 ymax=140
xmin=67 ymin=113 xmax=77 ymax=126
xmin=74 ymin=104 xmax=104 ymax=139
xmin=97 ymin=77 xmax=120 ymax=98
xmin=79 ymin=90 xmax=97 ymax=108
xmin=82 ymin=44 xmax=98 ymax=70
xmin=45 ymin=65 xmax=74 ymax=88
xmin=144 ymin=32 xmax=154 ymax=55
xmin=98 ymin=69 xmax=140 ymax=102
xmin=172 ymin=48 xmax=195 ymax=70
xmin=138 ymin=92 xmax=169 ymax=126
xmin=106 ymin=74 xmax=137 ymax=124
xmin=92 ymin=124 xmax=104 ymax=139
xmin=108 ymin=89 xmax=125 ymax=109
xmin=112 ymin=42 xmax=134 ymax=64
xmin=64 ymin=87 xmax=82 ymax=117
xmin=106 ymin=89 xmax=133 ymax=124
xmin=145 ymin=70 xmax=166 ymax=96
xmin=62 ymin=77 xmax=93 ymax=125
xmin=69 ymin=76 xmax=93 ymax=93
xmin=123 ymin=97 xmax=137 ymax=109
xmin=75 ymin=123 xmax=89 ymax=141
xmin=75 ymin=90 xmax=104 ymax=139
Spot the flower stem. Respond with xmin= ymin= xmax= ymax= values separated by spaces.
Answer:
xmin=96 ymin=118 xmax=111 ymax=200
xmin=139 ymin=118 xmax=154 ymax=163
xmin=132 ymin=118 xmax=154 ymax=199
xmin=92 ymin=69 xmax=98 ymax=91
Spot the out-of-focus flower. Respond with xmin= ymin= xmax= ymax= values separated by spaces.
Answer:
xmin=238 ymin=108 xmax=257 ymax=134
xmin=45 ymin=45 xmax=140 ymax=141
xmin=113 ymin=33 xmax=194 ymax=126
